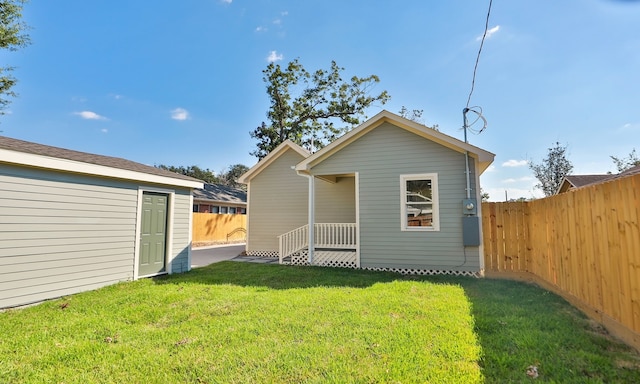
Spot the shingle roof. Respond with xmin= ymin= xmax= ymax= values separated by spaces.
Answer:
xmin=193 ymin=183 xmax=247 ymax=205
xmin=563 ymin=174 xmax=612 ymax=189
xmin=0 ymin=135 xmax=202 ymax=183
xmin=558 ymin=165 xmax=640 ymax=194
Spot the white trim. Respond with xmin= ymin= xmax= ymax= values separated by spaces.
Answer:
xmin=187 ymin=193 xmax=194 ymax=272
xmin=0 ymin=148 xmax=203 ymax=189
xmin=475 ymin=164 xmax=486 ymax=275
xmin=355 ymin=172 xmax=361 ymax=268
xmin=400 ymin=173 xmax=440 ymax=232
xmin=238 ymin=140 xmax=310 ymax=184
xmin=307 ymin=175 xmax=315 ymax=263
xmin=296 ymin=110 xmax=495 ymax=175
xmin=134 ymin=186 xmax=175 ymax=279
xmin=244 ymin=183 xmax=252 ymax=253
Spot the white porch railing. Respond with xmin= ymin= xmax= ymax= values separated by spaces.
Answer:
xmin=278 ymin=224 xmax=309 ymax=264
xmin=278 ymin=223 xmax=357 ymax=264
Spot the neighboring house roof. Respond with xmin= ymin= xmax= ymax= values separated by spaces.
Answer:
xmin=238 ymin=140 xmax=310 ymax=184
xmin=296 ymin=110 xmax=495 ymax=175
xmin=0 ymin=135 xmax=203 ymax=189
xmin=193 ymin=183 xmax=247 ymax=205
xmin=615 ymin=164 xmax=640 ymax=178
xmin=556 ymin=165 xmax=640 ymax=194
xmin=557 ymin=174 xmax=611 ymax=194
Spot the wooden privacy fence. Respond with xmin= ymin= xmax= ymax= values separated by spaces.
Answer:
xmin=192 ymin=212 xmax=247 ymax=243
xmin=482 ymin=173 xmax=640 ymax=351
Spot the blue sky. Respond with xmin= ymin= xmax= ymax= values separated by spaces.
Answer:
xmin=2 ymin=0 xmax=639 ymax=201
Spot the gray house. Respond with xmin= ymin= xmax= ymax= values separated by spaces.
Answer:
xmin=239 ymin=110 xmax=495 ymax=275
xmin=0 ymin=136 xmax=203 ymax=308
xmin=193 ymin=183 xmax=247 ymax=214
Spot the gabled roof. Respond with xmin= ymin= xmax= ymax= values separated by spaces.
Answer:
xmin=238 ymin=140 xmax=310 ymax=184
xmin=556 ymin=165 xmax=640 ymax=194
xmin=193 ymin=183 xmax=247 ymax=205
xmin=563 ymin=174 xmax=611 ymax=189
xmin=0 ymin=136 xmax=203 ymax=189
xmin=295 ymin=110 xmax=495 ymax=174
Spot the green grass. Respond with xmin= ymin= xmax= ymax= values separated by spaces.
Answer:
xmin=1 ymin=262 xmax=639 ymax=383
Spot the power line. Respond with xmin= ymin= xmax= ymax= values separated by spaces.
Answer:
xmin=466 ymin=0 xmax=493 ymax=108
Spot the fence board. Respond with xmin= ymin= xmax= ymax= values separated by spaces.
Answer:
xmin=482 ymin=174 xmax=640 ymax=351
xmin=192 ymin=212 xmax=247 ymax=243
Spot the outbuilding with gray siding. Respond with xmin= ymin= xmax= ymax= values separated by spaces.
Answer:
xmin=0 ymin=136 xmax=203 ymax=308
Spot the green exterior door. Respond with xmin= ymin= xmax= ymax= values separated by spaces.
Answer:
xmin=139 ymin=192 xmax=168 ymax=276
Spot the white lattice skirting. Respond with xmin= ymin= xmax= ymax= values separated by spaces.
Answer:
xmin=290 ymin=250 xmax=358 ymax=269
xmin=248 ymin=249 xmax=481 ymax=277
xmin=363 ymin=267 xmax=482 ymax=278
xmin=245 ymin=250 xmax=279 ymax=258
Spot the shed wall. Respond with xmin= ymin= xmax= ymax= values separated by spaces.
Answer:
xmin=310 ymin=122 xmax=481 ymax=271
xmin=168 ymin=188 xmax=193 ymax=274
xmin=0 ymin=164 xmax=193 ymax=308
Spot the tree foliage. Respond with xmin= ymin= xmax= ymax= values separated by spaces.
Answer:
xmin=529 ymin=142 xmax=574 ymax=197
xmin=610 ymin=148 xmax=639 ymax=173
xmin=250 ymin=59 xmax=390 ymax=159
xmin=219 ymin=163 xmax=249 ymax=189
xmin=0 ymin=0 xmax=30 ymax=115
xmin=398 ymin=106 xmax=439 ymax=130
xmin=155 ymin=164 xmax=218 ymax=184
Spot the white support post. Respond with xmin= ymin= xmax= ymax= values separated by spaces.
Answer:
xmin=308 ymin=175 xmax=315 ymax=264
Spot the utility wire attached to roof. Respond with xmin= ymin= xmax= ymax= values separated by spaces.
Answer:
xmin=466 ymin=0 xmax=493 ymax=108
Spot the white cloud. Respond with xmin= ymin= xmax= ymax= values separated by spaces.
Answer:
xmin=101 ymin=128 xmax=108 ymax=133
xmin=502 ymin=159 xmax=528 ymax=167
xmin=281 ymin=11 xmax=289 ymax=16
xmin=74 ymin=111 xmax=107 ymax=120
xmin=618 ymin=122 xmax=640 ymax=132
xmin=477 ymin=25 xmax=500 ymax=41
xmin=267 ymin=50 xmax=283 ymax=62
xmin=255 ymin=26 xmax=267 ymax=32
xmin=221 ymin=0 xmax=232 ymax=4
xmin=171 ymin=107 xmax=190 ymax=121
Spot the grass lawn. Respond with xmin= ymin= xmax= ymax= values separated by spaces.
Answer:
xmin=1 ymin=262 xmax=639 ymax=383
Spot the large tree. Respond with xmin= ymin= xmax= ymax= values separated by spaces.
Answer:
xmin=219 ymin=163 xmax=249 ymax=189
xmin=1 ymin=0 xmax=30 ymax=115
xmin=610 ymin=148 xmax=639 ymax=173
xmin=155 ymin=164 xmax=219 ymax=184
xmin=250 ymin=59 xmax=390 ymax=159
xmin=529 ymin=142 xmax=574 ymax=197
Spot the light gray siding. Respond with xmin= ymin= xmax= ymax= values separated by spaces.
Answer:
xmin=0 ymin=164 xmax=194 ymax=308
xmin=246 ymin=149 xmax=308 ymax=253
xmin=310 ymin=122 xmax=481 ymax=271
xmin=315 ymin=177 xmax=356 ymax=223
xmin=170 ymin=189 xmax=193 ymax=273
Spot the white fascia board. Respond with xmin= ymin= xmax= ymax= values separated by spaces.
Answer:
xmin=0 ymin=149 xmax=204 ymax=189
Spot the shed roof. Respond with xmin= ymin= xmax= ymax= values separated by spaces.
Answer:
xmin=0 ymin=136 xmax=203 ymax=189
xmin=193 ymin=183 xmax=247 ymax=205
xmin=296 ymin=110 xmax=495 ymax=174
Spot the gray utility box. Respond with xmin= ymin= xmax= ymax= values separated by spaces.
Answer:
xmin=462 ymin=216 xmax=481 ymax=246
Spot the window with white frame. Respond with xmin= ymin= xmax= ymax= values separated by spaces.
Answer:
xmin=229 ymin=207 xmax=237 ymax=214
xmin=400 ymin=173 xmax=439 ymax=231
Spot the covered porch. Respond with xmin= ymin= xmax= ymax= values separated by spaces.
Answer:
xmin=278 ymin=222 xmax=359 ymax=268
